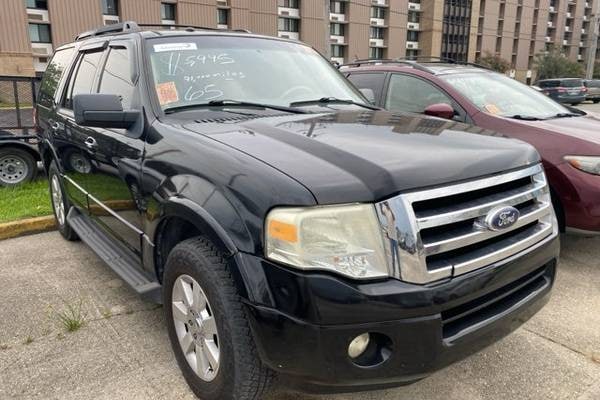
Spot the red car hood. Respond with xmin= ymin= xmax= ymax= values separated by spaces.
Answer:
xmin=513 ymin=114 xmax=600 ymax=145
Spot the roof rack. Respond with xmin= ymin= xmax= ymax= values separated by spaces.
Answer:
xmin=75 ymin=21 xmax=252 ymax=41
xmin=340 ymin=57 xmax=494 ymax=74
xmin=76 ymin=21 xmax=140 ymax=40
xmin=340 ymin=59 xmax=436 ymax=74
xmin=137 ymin=23 xmax=251 ymax=34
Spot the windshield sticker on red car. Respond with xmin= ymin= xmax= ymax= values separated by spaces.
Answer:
xmin=156 ymin=81 xmax=179 ymax=105
xmin=484 ymin=104 xmax=501 ymax=115
xmin=153 ymin=43 xmax=198 ymax=53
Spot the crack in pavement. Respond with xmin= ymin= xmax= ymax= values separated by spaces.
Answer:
xmin=523 ymin=326 xmax=600 ymax=366
xmin=0 ymin=304 xmax=163 ymax=351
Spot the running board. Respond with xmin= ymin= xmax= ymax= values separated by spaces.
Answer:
xmin=67 ymin=208 xmax=162 ymax=303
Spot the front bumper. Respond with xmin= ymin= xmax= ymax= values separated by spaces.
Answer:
xmin=237 ymin=233 xmax=559 ymax=392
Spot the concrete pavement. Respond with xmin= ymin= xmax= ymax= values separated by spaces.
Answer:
xmin=0 ymin=232 xmax=598 ymax=400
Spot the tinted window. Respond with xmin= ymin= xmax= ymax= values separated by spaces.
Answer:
xmin=385 ymin=74 xmax=451 ymax=113
xmin=346 ymin=73 xmax=386 ymax=104
xmin=99 ymin=47 xmax=135 ymax=109
xmin=561 ymin=79 xmax=583 ymax=87
xmin=65 ymin=51 xmax=104 ymax=109
xmin=38 ymin=47 xmax=75 ymax=107
xmin=539 ymin=80 xmax=559 ymax=88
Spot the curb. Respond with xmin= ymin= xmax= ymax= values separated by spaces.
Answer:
xmin=0 ymin=215 xmax=56 ymax=241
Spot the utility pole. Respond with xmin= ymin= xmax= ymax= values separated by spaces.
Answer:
xmin=586 ymin=0 xmax=600 ymax=80
xmin=324 ymin=0 xmax=331 ymax=59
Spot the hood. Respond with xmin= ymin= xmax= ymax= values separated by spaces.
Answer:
xmin=512 ymin=113 xmax=600 ymax=146
xmin=180 ymin=110 xmax=540 ymax=204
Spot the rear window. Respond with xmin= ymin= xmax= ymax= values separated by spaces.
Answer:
xmin=539 ymin=80 xmax=559 ymax=88
xmin=561 ymin=79 xmax=583 ymax=88
xmin=585 ymin=80 xmax=600 ymax=88
xmin=38 ymin=47 xmax=75 ymax=107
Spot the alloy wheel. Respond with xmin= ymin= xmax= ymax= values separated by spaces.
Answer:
xmin=172 ymin=274 xmax=221 ymax=382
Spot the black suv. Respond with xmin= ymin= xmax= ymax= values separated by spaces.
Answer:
xmin=37 ymin=22 xmax=560 ymax=400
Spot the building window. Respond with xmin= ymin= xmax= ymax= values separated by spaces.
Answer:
xmin=369 ymin=47 xmax=384 ymax=59
xmin=217 ymin=8 xmax=229 ymax=25
xmin=406 ymin=49 xmax=419 ymax=60
xmin=28 ymin=23 xmax=51 ymax=43
xmin=330 ymin=23 xmax=345 ymax=36
xmin=330 ymin=1 xmax=346 ymax=14
xmin=370 ymin=27 xmax=384 ymax=39
xmin=278 ymin=17 xmax=299 ymax=32
xmin=407 ymin=30 xmax=419 ymax=42
xmin=278 ymin=0 xmax=299 ymax=8
xmin=25 ymin=0 xmax=47 ymax=9
xmin=371 ymin=7 xmax=385 ymax=19
xmin=161 ymin=2 xmax=176 ymax=22
xmin=331 ymin=45 xmax=344 ymax=58
xmin=408 ymin=11 xmax=420 ymax=23
xmin=102 ymin=0 xmax=119 ymax=16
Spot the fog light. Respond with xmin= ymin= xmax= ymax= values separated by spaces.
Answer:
xmin=348 ymin=333 xmax=370 ymax=359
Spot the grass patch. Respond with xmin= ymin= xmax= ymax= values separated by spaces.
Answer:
xmin=55 ymin=300 xmax=86 ymax=333
xmin=0 ymin=179 xmax=52 ymax=223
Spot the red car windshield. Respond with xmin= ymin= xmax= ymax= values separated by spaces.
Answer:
xmin=442 ymin=72 xmax=571 ymax=119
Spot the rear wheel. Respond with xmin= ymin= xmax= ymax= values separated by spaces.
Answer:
xmin=48 ymin=161 xmax=79 ymax=241
xmin=163 ymin=237 xmax=273 ymax=400
xmin=593 ymin=100 xmax=600 ymax=104
xmin=0 ymin=147 xmax=36 ymax=187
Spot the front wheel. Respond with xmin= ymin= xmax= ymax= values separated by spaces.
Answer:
xmin=48 ymin=161 xmax=79 ymax=241
xmin=163 ymin=238 xmax=273 ymax=400
xmin=593 ymin=100 xmax=600 ymax=104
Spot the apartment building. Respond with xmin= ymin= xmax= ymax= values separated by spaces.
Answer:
xmin=0 ymin=0 xmax=598 ymax=82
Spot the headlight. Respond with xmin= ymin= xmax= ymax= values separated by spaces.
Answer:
xmin=265 ymin=204 xmax=389 ymax=279
xmin=565 ymin=156 xmax=600 ymax=175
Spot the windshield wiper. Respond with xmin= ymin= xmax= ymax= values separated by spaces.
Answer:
xmin=507 ymin=114 xmax=543 ymax=121
xmin=289 ymin=97 xmax=379 ymax=110
xmin=164 ymin=99 xmax=308 ymax=114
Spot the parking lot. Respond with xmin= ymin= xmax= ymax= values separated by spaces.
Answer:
xmin=0 ymin=231 xmax=598 ymax=400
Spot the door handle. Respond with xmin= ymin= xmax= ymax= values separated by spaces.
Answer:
xmin=84 ymin=137 xmax=97 ymax=149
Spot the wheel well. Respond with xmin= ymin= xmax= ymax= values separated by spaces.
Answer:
xmin=0 ymin=143 xmax=41 ymax=162
xmin=155 ymin=217 xmax=202 ymax=282
xmin=549 ymin=186 xmax=565 ymax=233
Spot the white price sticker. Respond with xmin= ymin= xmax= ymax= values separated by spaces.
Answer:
xmin=153 ymin=43 xmax=198 ymax=52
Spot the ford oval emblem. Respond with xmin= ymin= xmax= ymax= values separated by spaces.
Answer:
xmin=483 ymin=206 xmax=520 ymax=231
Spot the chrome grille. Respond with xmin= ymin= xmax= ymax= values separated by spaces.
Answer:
xmin=376 ymin=164 xmax=558 ymax=284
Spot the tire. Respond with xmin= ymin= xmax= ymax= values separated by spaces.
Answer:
xmin=63 ymin=148 xmax=93 ymax=174
xmin=48 ymin=161 xmax=79 ymax=241
xmin=594 ymin=100 xmax=600 ymax=104
xmin=163 ymin=237 xmax=273 ymax=400
xmin=0 ymin=147 xmax=37 ymax=187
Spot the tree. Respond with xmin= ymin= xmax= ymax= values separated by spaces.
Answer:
xmin=534 ymin=46 xmax=584 ymax=80
xmin=478 ymin=52 xmax=511 ymax=73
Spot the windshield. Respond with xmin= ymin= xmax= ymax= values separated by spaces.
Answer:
xmin=441 ymin=72 xmax=570 ymax=119
xmin=146 ymin=36 xmax=365 ymax=111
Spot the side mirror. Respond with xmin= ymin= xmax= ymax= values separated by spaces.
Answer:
xmin=424 ymin=103 xmax=455 ymax=120
xmin=359 ymin=88 xmax=376 ymax=105
xmin=73 ymin=94 xmax=139 ymax=129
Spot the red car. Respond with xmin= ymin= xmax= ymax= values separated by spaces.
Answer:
xmin=343 ymin=60 xmax=600 ymax=234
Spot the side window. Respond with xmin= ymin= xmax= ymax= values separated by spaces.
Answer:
xmin=385 ymin=74 xmax=452 ymax=114
xmin=38 ymin=47 xmax=75 ymax=107
xmin=346 ymin=73 xmax=386 ymax=104
xmin=98 ymin=46 xmax=136 ymax=109
xmin=64 ymin=50 xmax=104 ymax=109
